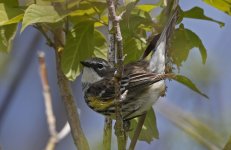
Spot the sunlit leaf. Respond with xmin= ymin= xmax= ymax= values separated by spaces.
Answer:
xmin=124 ymin=0 xmax=137 ymax=5
xmin=61 ymin=21 xmax=94 ymax=80
xmin=168 ymin=74 xmax=209 ymax=99
xmin=69 ymin=7 xmax=96 ymax=16
xmin=68 ymin=1 xmax=107 ymax=27
xmin=0 ymin=3 xmax=23 ymax=26
xmin=182 ymin=7 xmax=225 ymax=27
xmin=93 ymin=30 xmax=107 ymax=59
xmin=169 ymin=24 xmax=207 ymax=68
xmin=136 ymin=4 xmax=158 ymax=12
xmin=68 ymin=1 xmax=106 ymax=16
xmin=94 ymin=15 xmax=108 ymax=27
xmin=21 ymin=4 xmax=65 ymax=32
xmin=0 ymin=24 xmax=17 ymax=52
xmin=129 ymin=108 xmax=159 ymax=143
xmin=202 ymin=0 xmax=231 ymax=15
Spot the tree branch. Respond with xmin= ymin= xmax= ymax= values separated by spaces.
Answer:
xmin=102 ymin=4 xmax=116 ymax=150
xmin=106 ymin=0 xmax=126 ymax=149
xmin=53 ymin=28 xmax=90 ymax=150
xmin=38 ymin=52 xmax=58 ymax=150
xmin=38 ymin=52 xmax=71 ymax=150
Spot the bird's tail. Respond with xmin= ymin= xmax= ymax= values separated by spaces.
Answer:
xmin=148 ymin=5 xmax=178 ymax=74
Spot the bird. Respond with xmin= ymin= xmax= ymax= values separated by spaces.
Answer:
xmin=80 ymin=8 xmax=178 ymax=120
xmin=80 ymin=58 xmax=169 ymax=120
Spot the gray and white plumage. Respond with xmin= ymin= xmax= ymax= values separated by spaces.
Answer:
xmin=81 ymin=9 xmax=178 ymax=120
xmin=81 ymin=58 xmax=167 ymax=120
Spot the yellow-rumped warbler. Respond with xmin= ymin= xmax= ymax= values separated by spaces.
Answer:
xmin=81 ymin=9 xmax=177 ymax=120
xmin=80 ymin=58 xmax=168 ymax=120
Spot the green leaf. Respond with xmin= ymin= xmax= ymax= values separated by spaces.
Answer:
xmin=121 ymin=8 xmax=153 ymax=63
xmin=25 ymin=0 xmax=52 ymax=5
xmin=0 ymin=3 xmax=23 ymax=26
xmin=182 ymin=7 xmax=225 ymax=27
xmin=169 ymin=74 xmax=209 ymax=99
xmin=68 ymin=1 xmax=106 ymax=16
xmin=202 ymin=0 xmax=231 ymax=16
xmin=123 ymin=37 xmax=146 ymax=63
xmin=69 ymin=7 xmax=96 ymax=16
xmin=94 ymin=15 xmax=108 ymax=27
xmin=169 ymin=24 xmax=207 ymax=68
xmin=61 ymin=21 xmax=94 ymax=80
xmin=93 ymin=30 xmax=107 ymax=59
xmin=21 ymin=4 xmax=65 ymax=32
xmin=129 ymin=108 xmax=159 ymax=143
xmin=0 ymin=0 xmax=19 ymax=7
xmin=136 ymin=4 xmax=158 ymax=12
xmin=0 ymin=24 xmax=17 ymax=52
xmin=68 ymin=1 xmax=107 ymax=27
xmin=122 ymin=6 xmax=153 ymax=31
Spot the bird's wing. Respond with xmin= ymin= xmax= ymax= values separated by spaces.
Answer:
xmin=121 ymin=73 xmax=167 ymax=92
xmin=86 ymin=73 xmax=168 ymax=101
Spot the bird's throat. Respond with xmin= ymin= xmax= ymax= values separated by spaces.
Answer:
xmin=81 ymin=67 xmax=103 ymax=84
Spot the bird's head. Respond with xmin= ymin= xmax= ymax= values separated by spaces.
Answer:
xmin=80 ymin=57 xmax=113 ymax=84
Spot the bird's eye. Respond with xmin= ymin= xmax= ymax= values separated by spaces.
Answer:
xmin=97 ymin=64 xmax=104 ymax=70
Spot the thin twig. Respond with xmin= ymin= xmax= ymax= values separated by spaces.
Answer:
xmin=38 ymin=52 xmax=70 ymax=150
xmin=38 ymin=52 xmax=58 ymax=150
xmin=57 ymin=122 xmax=71 ymax=141
xmin=128 ymin=113 xmax=147 ymax=150
xmin=106 ymin=0 xmax=126 ymax=149
xmin=34 ymin=25 xmax=55 ymax=48
xmin=34 ymin=13 xmax=89 ymax=149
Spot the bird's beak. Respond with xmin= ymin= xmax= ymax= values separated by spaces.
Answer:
xmin=80 ymin=61 xmax=91 ymax=67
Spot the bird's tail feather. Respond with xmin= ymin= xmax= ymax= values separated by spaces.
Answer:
xmin=148 ymin=6 xmax=178 ymax=74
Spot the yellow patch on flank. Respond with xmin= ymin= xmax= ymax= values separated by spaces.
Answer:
xmin=87 ymin=97 xmax=114 ymax=111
